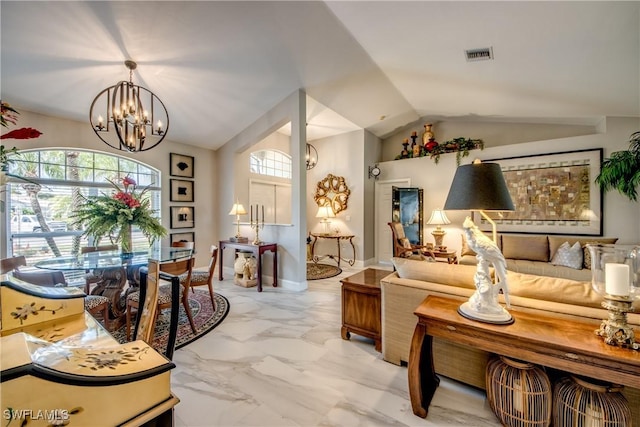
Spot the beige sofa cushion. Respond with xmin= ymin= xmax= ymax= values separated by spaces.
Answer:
xmin=392 ymin=257 xmax=477 ymax=290
xmin=507 ymin=271 xmax=603 ymax=308
xmin=502 ymin=235 xmax=549 ymax=261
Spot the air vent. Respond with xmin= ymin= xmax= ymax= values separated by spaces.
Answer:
xmin=465 ymin=47 xmax=493 ymax=62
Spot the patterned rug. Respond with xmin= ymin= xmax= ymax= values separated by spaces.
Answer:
xmin=111 ymin=289 xmax=229 ymax=354
xmin=307 ymin=262 xmax=342 ymax=280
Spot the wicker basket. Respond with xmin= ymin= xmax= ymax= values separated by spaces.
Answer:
xmin=553 ymin=376 xmax=632 ymax=427
xmin=486 ymin=356 xmax=552 ymax=426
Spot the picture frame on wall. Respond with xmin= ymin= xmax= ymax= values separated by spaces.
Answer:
xmin=473 ymin=149 xmax=603 ymax=236
xmin=170 ymin=206 xmax=195 ymax=229
xmin=171 ymin=232 xmax=195 ymax=245
xmin=170 ymin=153 xmax=194 ymax=178
xmin=170 ymin=179 xmax=194 ymax=202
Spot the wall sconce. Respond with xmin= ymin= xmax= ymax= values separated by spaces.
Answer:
xmin=306 ymin=143 xmax=318 ymax=170
xmin=368 ymin=164 xmax=381 ymax=180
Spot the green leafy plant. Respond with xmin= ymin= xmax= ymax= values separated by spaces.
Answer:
xmin=430 ymin=137 xmax=484 ymax=165
xmin=596 ymin=131 xmax=640 ymax=201
xmin=72 ymin=176 xmax=166 ymax=252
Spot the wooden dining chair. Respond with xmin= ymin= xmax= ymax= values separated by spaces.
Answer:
xmin=185 ymin=245 xmax=218 ymax=310
xmin=125 ymin=254 xmax=197 ymax=340
xmin=134 ymin=259 xmax=161 ymax=345
xmin=11 ymin=268 xmax=112 ymax=330
xmin=1 ymin=255 xmax=27 ymax=274
xmin=80 ymin=245 xmax=118 ymax=294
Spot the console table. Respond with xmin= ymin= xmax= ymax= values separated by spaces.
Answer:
xmin=408 ymin=295 xmax=640 ymax=418
xmin=310 ymin=233 xmax=355 ymax=267
xmin=218 ymin=240 xmax=278 ymax=292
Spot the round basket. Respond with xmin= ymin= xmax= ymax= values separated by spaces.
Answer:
xmin=486 ymin=356 xmax=552 ymax=426
xmin=553 ymin=376 xmax=631 ymax=427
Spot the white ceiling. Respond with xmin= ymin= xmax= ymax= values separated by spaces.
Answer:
xmin=1 ymin=1 xmax=638 ymax=150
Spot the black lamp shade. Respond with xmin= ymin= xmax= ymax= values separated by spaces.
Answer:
xmin=444 ymin=162 xmax=515 ymax=211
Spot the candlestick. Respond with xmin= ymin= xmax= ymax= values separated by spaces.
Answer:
xmin=262 ymin=205 xmax=265 ymax=225
xmin=605 ymin=263 xmax=630 ymax=296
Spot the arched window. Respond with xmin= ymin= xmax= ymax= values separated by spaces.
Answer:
xmin=249 ymin=149 xmax=292 ymax=179
xmin=5 ymin=149 xmax=161 ymax=269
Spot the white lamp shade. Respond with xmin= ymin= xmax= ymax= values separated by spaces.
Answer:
xmin=229 ymin=203 xmax=247 ymax=216
xmin=315 ymin=205 xmax=335 ymax=219
xmin=427 ymin=209 xmax=451 ymax=225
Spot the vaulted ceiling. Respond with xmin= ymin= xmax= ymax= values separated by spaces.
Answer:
xmin=1 ymin=1 xmax=638 ymax=150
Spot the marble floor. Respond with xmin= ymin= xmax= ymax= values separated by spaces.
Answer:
xmin=171 ymin=264 xmax=501 ymax=427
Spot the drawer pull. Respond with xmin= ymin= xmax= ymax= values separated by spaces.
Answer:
xmin=446 ymin=325 xmax=457 ymax=331
xmin=565 ymin=353 xmax=579 ymax=360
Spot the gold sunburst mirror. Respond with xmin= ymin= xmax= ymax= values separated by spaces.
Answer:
xmin=314 ymin=174 xmax=350 ymax=214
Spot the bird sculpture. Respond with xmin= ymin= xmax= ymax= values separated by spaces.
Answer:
xmin=460 ymin=216 xmax=512 ymax=322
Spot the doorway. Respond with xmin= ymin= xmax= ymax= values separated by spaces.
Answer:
xmin=374 ymin=178 xmax=410 ymax=265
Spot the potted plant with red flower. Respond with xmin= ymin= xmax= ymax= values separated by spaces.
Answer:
xmin=72 ymin=176 xmax=166 ymax=255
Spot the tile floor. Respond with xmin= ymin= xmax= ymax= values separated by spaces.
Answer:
xmin=171 ymin=264 xmax=501 ymax=426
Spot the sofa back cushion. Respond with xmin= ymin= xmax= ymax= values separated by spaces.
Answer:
xmin=392 ymin=257 xmax=478 ymax=290
xmin=506 ymin=271 xmax=602 ymax=309
xmin=501 ymin=235 xmax=549 ymax=262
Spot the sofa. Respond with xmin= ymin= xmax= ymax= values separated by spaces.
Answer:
xmin=380 ymin=257 xmax=640 ymax=419
xmin=458 ymin=234 xmax=619 ymax=282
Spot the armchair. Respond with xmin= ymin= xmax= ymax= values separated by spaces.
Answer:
xmin=388 ymin=222 xmax=435 ymax=261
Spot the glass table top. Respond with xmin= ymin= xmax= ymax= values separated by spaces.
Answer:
xmin=34 ymin=247 xmax=193 ymax=271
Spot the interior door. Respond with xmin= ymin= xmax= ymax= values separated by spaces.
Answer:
xmin=375 ymin=178 xmax=410 ymax=265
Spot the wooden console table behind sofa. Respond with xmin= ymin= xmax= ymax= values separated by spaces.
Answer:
xmin=408 ymin=295 xmax=640 ymax=419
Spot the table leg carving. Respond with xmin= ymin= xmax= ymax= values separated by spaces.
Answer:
xmin=408 ymin=322 xmax=439 ymax=418
xmin=90 ymin=266 xmax=128 ymax=319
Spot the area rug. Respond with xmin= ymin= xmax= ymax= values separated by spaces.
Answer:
xmin=111 ymin=290 xmax=229 ymax=354
xmin=307 ymin=262 xmax=342 ymax=280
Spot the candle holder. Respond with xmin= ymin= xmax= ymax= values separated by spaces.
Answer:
xmin=250 ymin=218 xmax=264 ymax=245
xmin=596 ymin=294 xmax=639 ymax=349
xmin=586 ymin=244 xmax=640 ymax=350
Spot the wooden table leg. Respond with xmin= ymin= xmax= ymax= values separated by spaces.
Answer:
xmin=272 ymin=247 xmax=277 ymax=288
xmin=408 ymin=322 xmax=439 ymax=418
xmin=256 ymin=247 xmax=263 ymax=292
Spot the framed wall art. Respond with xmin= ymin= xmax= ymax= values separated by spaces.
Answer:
xmin=170 ymin=206 xmax=195 ymax=229
xmin=170 ymin=179 xmax=194 ymax=202
xmin=170 ymin=153 xmax=194 ymax=178
xmin=170 ymin=232 xmax=195 ymax=245
xmin=474 ymin=149 xmax=603 ymax=236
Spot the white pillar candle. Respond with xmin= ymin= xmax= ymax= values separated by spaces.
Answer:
xmin=605 ymin=263 xmax=630 ymax=296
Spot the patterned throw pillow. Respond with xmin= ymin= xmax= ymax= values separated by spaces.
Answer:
xmin=583 ymin=246 xmax=592 ymax=270
xmin=550 ymin=241 xmax=583 ymax=270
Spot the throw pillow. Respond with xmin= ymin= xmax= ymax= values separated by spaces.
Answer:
xmin=550 ymin=241 xmax=583 ymax=270
xmin=460 ymin=234 xmax=476 ymax=257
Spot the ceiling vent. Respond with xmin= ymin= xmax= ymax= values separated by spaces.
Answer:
xmin=465 ymin=47 xmax=493 ymax=62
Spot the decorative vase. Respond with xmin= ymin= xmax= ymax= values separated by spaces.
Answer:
xmin=120 ymin=223 xmax=133 ymax=257
xmin=422 ymin=123 xmax=434 ymax=146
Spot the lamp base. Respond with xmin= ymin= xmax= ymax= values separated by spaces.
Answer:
xmin=431 ymin=229 xmax=445 ymax=248
xmin=458 ymin=302 xmax=514 ymax=325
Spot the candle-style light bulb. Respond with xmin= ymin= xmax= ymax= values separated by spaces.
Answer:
xmin=157 ymin=120 xmax=163 ymax=133
xmin=143 ymin=110 xmax=149 ymax=122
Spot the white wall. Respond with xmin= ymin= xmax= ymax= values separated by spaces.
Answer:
xmin=216 ymin=90 xmax=307 ymax=290
xmin=306 ymin=130 xmax=365 ymax=262
xmin=378 ymin=116 xmax=640 ymax=255
xmin=1 ymin=109 xmax=217 ymax=268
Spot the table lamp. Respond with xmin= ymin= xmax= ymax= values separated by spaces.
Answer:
xmin=427 ymin=209 xmax=450 ymax=250
xmin=316 ymin=205 xmax=335 ymax=235
xmin=444 ymin=160 xmax=515 ymax=324
xmin=228 ymin=201 xmax=247 ymax=242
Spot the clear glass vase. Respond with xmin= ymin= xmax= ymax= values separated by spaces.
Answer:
xmin=586 ymin=244 xmax=639 ymax=298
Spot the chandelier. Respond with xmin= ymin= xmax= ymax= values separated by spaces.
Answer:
xmin=306 ymin=143 xmax=317 ymax=170
xmin=89 ymin=60 xmax=169 ymax=152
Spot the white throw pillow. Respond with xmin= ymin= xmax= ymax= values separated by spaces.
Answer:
xmin=550 ymin=241 xmax=583 ymax=270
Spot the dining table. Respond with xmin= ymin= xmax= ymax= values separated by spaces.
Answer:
xmin=35 ymin=246 xmax=192 ymax=357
